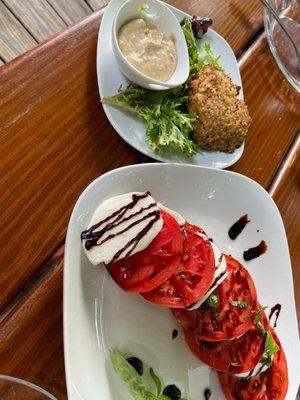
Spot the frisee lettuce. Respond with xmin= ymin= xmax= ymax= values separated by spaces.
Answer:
xmin=102 ymin=18 xmax=222 ymax=156
xmin=103 ymin=87 xmax=198 ymax=156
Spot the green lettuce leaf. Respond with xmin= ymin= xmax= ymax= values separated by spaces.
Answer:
xmin=261 ymin=332 xmax=279 ymax=368
xmin=110 ymin=350 xmax=157 ymax=400
xmin=181 ymin=18 xmax=223 ymax=77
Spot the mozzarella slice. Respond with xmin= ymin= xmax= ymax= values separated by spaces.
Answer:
xmin=235 ymin=357 xmax=272 ymax=379
xmin=82 ymin=192 xmax=163 ymax=265
xmin=186 ymin=243 xmax=228 ymax=310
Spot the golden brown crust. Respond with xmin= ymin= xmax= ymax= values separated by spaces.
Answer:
xmin=188 ymin=65 xmax=252 ymax=153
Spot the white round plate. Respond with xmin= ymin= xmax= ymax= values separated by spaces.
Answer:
xmin=64 ymin=163 xmax=300 ymax=400
xmin=97 ymin=0 xmax=245 ymax=168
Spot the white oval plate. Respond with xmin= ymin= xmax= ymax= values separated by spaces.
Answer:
xmin=64 ymin=163 xmax=300 ymax=400
xmin=97 ymin=0 xmax=245 ymax=168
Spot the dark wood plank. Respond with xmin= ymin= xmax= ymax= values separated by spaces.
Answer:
xmin=269 ymin=133 xmax=300 ymax=325
xmin=0 ymin=0 xmax=37 ymax=62
xmin=46 ymin=0 xmax=92 ymax=25
xmin=231 ymin=37 xmax=300 ymax=186
xmin=2 ymin=0 xmax=66 ymax=42
xmin=165 ymin=0 xmax=264 ymax=55
xmin=0 ymin=260 xmax=66 ymax=400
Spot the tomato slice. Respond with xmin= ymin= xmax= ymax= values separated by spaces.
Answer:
xmin=141 ymin=222 xmax=215 ymax=308
xmin=106 ymin=210 xmax=182 ymax=293
xmin=183 ymin=311 xmax=268 ymax=373
xmin=172 ymin=255 xmax=258 ymax=340
xmin=218 ymin=328 xmax=288 ymax=400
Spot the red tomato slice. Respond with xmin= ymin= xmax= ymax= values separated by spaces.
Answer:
xmin=218 ymin=328 xmax=288 ymax=400
xmin=141 ymin=222 xmax=215 ymax=308
xmin=107 ymin=210 xmax=182 ymax=293
xmin=172 ymin=255 xmax=258 ymax=341
xmin=183 ymin=311 xmax=268 ymax=373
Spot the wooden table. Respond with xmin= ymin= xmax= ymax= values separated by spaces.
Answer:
xmin=0 ymin=1 xmax=299 ymax=399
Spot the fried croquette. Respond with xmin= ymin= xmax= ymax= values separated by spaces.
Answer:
xmin=188 ymin=66 xmax=251 ymax=153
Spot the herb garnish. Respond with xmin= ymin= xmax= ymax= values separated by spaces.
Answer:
xmin=138 ymin=4 xmax=149 ymax=13
xmin=206 ymin=291 xmax=218 ymax=309
xmin=110 ymin=350 xmax=187 ymax=400
xmin=229 ymin=300 xmax=249 ymax=309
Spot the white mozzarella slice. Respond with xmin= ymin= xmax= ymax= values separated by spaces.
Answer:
xmin=82 ymin=192 xmax=163 ymax=265
xmin=235 ymin=357 xmax=272 ymax=379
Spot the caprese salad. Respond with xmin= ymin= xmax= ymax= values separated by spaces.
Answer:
xmin=81 ymin=191 xmax=288 ymax=400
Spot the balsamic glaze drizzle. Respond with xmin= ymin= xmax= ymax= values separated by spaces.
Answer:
xmin=126 ymin=357 xmax=143 ymax=376
xmin=228 ymin=214 xmax=250 ymax=240
xmin=269 ymin=304 xmax=282 ymax=328
xmin=81 ymin=192 xmax=161 ymax=261
xmin=243 ymin=240 xmax=268 ymax=261
xmin=172 ymin=329 xmax=178 ymax=339
xmin=204 ymin=388 xmax=211 ymax=399
xmin=162 ymin=385 xmax=181 ymax=400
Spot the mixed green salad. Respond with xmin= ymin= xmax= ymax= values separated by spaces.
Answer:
xmin=102 ymin=18 xmax=222 ymax=157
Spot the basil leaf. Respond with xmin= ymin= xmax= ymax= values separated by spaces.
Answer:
xmin=149 ymin=367 xmax=162 ymax=397
xmin=110 ymin=350 xmax=157 ymax=400
xmin=206 ymin=292 xmax=218 ymax=309
xmin=261 ymin=332 xmax=279 ymax=367
xmin=229 ymin=300 xmax=249 ymax=309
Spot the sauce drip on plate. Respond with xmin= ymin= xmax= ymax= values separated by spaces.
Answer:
xmin=243 ymin=240 xmax=267 ymax=261
xmin=228 ymin=214 xmax=250 ymax=240
xmin=269 ymin=303 xmax=282 ymax=328
xmin=126 ymin=357 xmax=143 ymax=376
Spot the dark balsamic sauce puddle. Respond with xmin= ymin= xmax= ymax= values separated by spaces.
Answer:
xmin=126 ymin=357 xmax=143 ymax=376
xmin=243 ymin=240 xmax=268 ymax=261
xmin=204 ymin=388 xmax=211 ymax=399
xmin=172 ymin=329 xmax=178 ymax=339
xmin=162 ymin=385 xmax=181 ymax=400
xmin=228 ymin=214 xmax=250 ymax=239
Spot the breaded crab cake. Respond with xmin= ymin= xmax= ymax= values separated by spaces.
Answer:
xmin=188 ymin=66 xmax=251 ymax=153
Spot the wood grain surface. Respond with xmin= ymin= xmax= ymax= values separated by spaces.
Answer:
xmin=2 ymin=0 xmax=66 ymax=42
xmin=85 ymin=0 xmax=108 ymax=10
xmin=46 ymin=0 xmax=92 ymax=25
xmin=165 ymin=0 xmax=264 ymax=56
xmin=0 ymin=260 xmax=66 ymax=399
xmin=270 ymin=132 xmax=300 ymax=326
xmin=0 ymin=1 xmax=37 ymax=61
xmin=232 ymin=36 xmax=300 ymax=186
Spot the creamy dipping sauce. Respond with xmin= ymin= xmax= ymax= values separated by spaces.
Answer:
xmin=118 ymin=18 xmax=177 ymax=82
